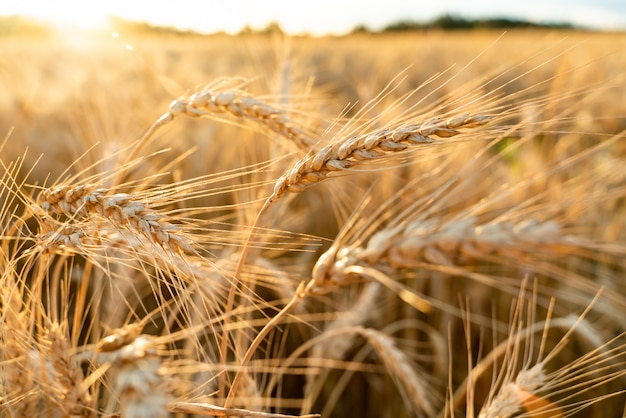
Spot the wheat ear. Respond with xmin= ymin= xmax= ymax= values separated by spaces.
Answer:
xmin=36 ymin=184 xmax=194 ymax=253
xmin=95 ymin=326 xmax=170 ymax=418
xmin=356 ymin=326 xmax=437 ymax=417
xmin=43 ymin=322 xmax=96 ymax=417
xmin=113 ymin=77 xmax=313 ymax=186
xmin=270 ymin=114 xmax=490 ymax=200
xmin=310 ymin=217 xmax=578 ymax=293
xmin=167 ymin=85 xmax=315 ymax=150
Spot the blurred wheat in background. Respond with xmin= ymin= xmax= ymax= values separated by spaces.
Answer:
xmin=1 ymin=23 xmax=625 ymax=418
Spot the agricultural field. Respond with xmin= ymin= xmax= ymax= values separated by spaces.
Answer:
xmin=1 ymin=28 xmax=626 ymax=417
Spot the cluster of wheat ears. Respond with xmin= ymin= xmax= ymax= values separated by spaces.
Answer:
xmin=1 ymin=34 xmax=626 ymax=418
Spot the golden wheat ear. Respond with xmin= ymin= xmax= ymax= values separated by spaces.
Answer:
xmin=168 ymin=82 xmax=316 ymax=151
xmin=88 ymin=326 xmax=170 ymax=418
xmin=35 ymin=184 xmax=195 ymax=253
xmin=270 ymin=114 xmax=491 ymax=200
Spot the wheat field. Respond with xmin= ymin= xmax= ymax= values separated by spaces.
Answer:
xmin=1 ymin=28 xmax=626 ymax=417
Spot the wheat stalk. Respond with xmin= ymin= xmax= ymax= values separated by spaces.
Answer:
xmin=168 ymin=401 xmax=320 ymax=417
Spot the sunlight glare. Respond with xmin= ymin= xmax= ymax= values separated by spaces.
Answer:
xmin=7 ymin=2 xmax=110 ymax=31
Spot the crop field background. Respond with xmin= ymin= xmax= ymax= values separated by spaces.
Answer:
xmin=1 ymin=27 xmax=626 ymax=417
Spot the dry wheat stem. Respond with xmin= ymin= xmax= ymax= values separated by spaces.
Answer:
xmin=224 ymin=281 xmax=307 ymax=408
xmin=220 ymin=197 xmax=275 ymax=402
xmin=168 ymin=401 xmax=320 ymax=417
xmin=270 ymin=114 xmax=491 ymax=201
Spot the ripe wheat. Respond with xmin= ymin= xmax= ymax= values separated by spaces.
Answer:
xmin=1 ymin=31 xmax=625 ymax=418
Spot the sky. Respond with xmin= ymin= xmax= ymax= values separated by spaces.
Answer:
xmin=2 ymin=0 xmax=626 ymax=35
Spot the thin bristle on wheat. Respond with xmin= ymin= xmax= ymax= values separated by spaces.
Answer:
xmin=270 ymin=114 xmax=490 ymax=200
xmin=167 ymin=87 xmax=315 ymax=150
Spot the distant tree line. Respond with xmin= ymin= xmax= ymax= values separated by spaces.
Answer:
xmin=360 ymin=14 xmax=576 ymax=33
